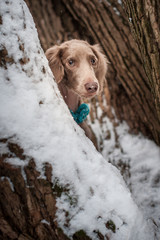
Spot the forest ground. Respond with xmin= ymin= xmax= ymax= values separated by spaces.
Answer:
xmin=87 ymin=101 xmax=160 ymax=237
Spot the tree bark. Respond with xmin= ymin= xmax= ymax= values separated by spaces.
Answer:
xmin=25 ymin=0 xmax=160 ymax=146
xmin=123 ymin=0 xmax=160 ymax=121
xmin=0 ymin=152 xmax=65 ymax=240
xmin=0 ymin=145 xmax=90 ymax=240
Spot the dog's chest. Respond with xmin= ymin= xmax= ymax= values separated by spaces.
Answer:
xmin=58 ymin=83 xmax=80 ymax=112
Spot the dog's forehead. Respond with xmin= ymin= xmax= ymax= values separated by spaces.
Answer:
xmin=64 ymin=42 xmax=94 ymax=57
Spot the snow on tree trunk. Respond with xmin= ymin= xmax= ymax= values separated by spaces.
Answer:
xmin=0 ymin=0 xmax=155 ymax=239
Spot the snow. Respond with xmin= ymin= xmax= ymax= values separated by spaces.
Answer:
xmin=117 ymin=124 xmax=160 ymax=226
xmin=88 ymin=107 xmax=160 ymax=238
xmin=0 ymin=176 xmax=15 ymax=192
xmin=41 ymin=219 xmax=50 ymax=225
xmin=0 ymin=0 xmax=159 ymax=239
xmin=113 ymin=7 xmax=121 ymax=16
xmin=118 ymin=0 xmax=122 ymax=5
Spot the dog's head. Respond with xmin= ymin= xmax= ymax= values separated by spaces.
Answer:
xmin=45 ymin=39 xmax=108 ymax=98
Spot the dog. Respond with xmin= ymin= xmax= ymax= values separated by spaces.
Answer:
xmin=45 ymin=39 xmax=107 ymax=144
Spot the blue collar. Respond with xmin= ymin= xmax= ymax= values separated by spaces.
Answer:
xmin=70 ymin=103 xmax=90 ymax=124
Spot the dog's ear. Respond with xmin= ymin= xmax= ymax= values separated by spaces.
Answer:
xmin=45 ymin=45 xmax=64 ymax=83
xmin=91 ymin=44 xmax=108 ymax=92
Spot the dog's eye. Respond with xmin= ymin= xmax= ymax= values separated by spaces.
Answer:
xmin=91 ymin=58 xmax=96 ymax=65
xmin=68 ymin=59 xmax=74 ymax=66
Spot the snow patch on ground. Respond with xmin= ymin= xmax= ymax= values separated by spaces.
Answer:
xmin=88 ymin=107 xmax=160 ymax=238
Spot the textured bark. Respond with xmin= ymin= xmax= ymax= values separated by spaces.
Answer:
xmin=0 ymin=140 xmax=91 ymax=240
xmin=0 ymin=141 xmax=67 ymax=240
xmin=25 ymin=0 xmax=160 ymax=145
xmin=123 ymin=0 xmax=160 ymax=121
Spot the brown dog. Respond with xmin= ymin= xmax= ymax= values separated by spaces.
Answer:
xmin=45 ymin=39 xmax=107 ymax=143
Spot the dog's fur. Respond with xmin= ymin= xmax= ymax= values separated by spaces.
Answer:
xmin=45 ymin=39 xmax=107 ymax=142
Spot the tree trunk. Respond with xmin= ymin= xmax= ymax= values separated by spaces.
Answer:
xmin=0 ymin=1 xmax=90 ymax=239
xmin=123 ymin=0 xmax=160 ymax=121
xmin=0 ymin=145 xmax=90 ymax=240
xmin=25 ymin=0 xmax=160 ymax=146
xmin=0 ymin=154 xmax=69 ymax=240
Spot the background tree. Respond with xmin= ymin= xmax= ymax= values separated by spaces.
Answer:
xmin=123 ymin=0 xmax=160 ymax=121
xmin=25 ymin=0 xmax=160 ymax=146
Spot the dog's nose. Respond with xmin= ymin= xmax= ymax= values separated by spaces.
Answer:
xmin=85 ymin=82 xmax=98 ymax=93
